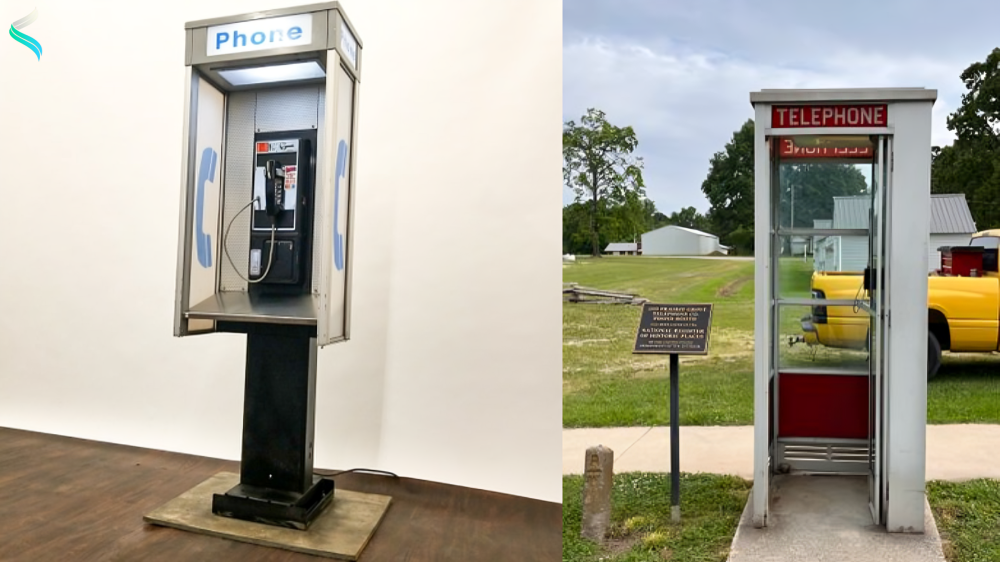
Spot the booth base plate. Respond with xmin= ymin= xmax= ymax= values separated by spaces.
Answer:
xmin=727 ymin=475 xmax=945 ymax=562
xmin=144 ymin=472 xmax=391 ymax=560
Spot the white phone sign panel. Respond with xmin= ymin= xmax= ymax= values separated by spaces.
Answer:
xmin=206 ymin=14 xmax=313 ymax=57
xmin=319 ymin=64 xmax=355 ymax=345
xmin=188 ymin=75 xmax=225 ymax=331
xmin=340 ymin=21 xmax=358 ymax=69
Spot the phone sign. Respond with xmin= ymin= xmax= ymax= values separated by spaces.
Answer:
xmin=207 ymin=14 xmax=313 ymax=57
xmin=340 ymin=21 xmax=358 ymax=68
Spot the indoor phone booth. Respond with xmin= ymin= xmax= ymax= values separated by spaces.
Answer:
xmin=750 ymin=88 xmax=936 ymax=533
xmin=173 ymin=3 xmax=362 ymax=530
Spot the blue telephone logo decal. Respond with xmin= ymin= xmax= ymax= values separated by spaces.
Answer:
xmin=195 ymin=147 xmax=218 ymax=268
xmin=333 ymin=140 xmax=347 ymax=271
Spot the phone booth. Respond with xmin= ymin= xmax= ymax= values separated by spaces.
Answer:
xmin=172 ymin=3 xmax=361 ymax=529
xmin=750 ymin=88 xmax=936 ymax=533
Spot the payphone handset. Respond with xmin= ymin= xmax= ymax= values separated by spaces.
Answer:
xmin=264 ymin=160 xmax=285 ymax=218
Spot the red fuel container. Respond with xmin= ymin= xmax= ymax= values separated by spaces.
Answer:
xmin=938 ymin=246 xmax=984 ymax=277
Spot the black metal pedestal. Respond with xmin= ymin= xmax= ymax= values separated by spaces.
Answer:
xmin=212 ymin=322 xmax=334 ymax=530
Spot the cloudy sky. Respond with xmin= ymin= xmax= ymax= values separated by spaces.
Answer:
xmin=563 ymin=0 xmax=1000 ymax=214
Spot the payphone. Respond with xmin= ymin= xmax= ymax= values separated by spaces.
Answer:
xmin=172 ymin=3 xmax=362 ymax=530
xmin=226 ymin=132 xmax=318 ymax=293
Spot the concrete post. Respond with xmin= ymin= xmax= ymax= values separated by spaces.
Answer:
xmin=581 ymin=445 xmax=613 ymax=542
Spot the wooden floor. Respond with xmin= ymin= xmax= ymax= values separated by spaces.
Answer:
xmin=0 ymin=428 xmax=561 ymax=561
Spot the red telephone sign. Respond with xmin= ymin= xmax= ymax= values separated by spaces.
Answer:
xmin=772 ymin=104 xmax=887 ymax=128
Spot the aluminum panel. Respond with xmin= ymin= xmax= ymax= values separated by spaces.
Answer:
xmin=175 ymin=68 xmax=199 ymax=336
xmin=185 ymin=2 xmax=340 ymax=29
xmin=311 ymin=85 xmax=326 ymax=295
xmin=255 ymin=86 xmax=321 ymax=132
xmin=751 ymin=88 xmax=937 ymax=104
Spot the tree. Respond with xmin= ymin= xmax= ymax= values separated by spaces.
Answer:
xmin=661 ymin=206 xmax=711 ymax=232
xmin=562 ymin=202 xmax=593 ymax=255
xmin=779 ymin=163 xmax=867 ymax=228
xmin=932 ymin=48 xmax=1000 ymax=229
xmin=562 ymin=195 xmax=658 ymax=255
xmin=564 ymin=108 xmax=646 ymax=256
xmin=701 ymin=119 xmax=754 ymax=243
xmin=701 ymin=119 xmax=868 ymax=253
xmin=701 ymin=120 xmax=755 ymax=247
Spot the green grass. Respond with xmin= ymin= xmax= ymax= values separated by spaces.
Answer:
xmin=928 ymin=479 xmax=1000 ymax=562
xmin=563 ymin=472 xmax=751 ymax=562
xmin=564 ymin=256 xmax=1000 ymax=427
xmin=928 ymin=357 xmax=1000 ymax=423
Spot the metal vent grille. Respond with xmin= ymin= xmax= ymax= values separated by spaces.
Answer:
xmin=219 ymin=91 xmax=255 ymax=292
xmin=779 ymin=440 xmax=869 ymax=474
xmin=255 ymin=86 xmax=321 ymax=132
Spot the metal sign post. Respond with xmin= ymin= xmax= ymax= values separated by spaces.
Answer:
xmin=633 ymin=303 xmax=713 ymax=523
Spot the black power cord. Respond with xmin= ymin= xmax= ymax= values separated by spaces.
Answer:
xmin=314 ymin=468 xmax=399 ymax=479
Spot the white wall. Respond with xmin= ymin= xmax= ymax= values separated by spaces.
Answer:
xmin=930 ymin=233 xmax=973 ymax=272
xmin=840 ymin=236 xmax=868 ymax=272
xmin=0 ymin=0 xmax=561 ymax=502
xmin=698 ymin=234 xmax=719 ymax=255
xmin=642 ymin=227 xmax=701 ymax=255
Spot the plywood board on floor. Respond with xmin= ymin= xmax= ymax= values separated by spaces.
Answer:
xmin=143 ymin=472 xmax=392 ymax=561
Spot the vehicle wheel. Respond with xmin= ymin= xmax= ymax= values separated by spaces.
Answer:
xmin=927 ymin=331 xmax=942 ymax=380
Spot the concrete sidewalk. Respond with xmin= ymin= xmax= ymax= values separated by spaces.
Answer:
xmin=563 ymin=424 xmax=1000 ymax=480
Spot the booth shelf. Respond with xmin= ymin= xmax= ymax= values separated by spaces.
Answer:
xmin=186 ymin=293 xmax=317 ymax=326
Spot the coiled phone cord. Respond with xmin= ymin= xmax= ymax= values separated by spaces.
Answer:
xmin=223 ymin=197 xmax=277 ymax=284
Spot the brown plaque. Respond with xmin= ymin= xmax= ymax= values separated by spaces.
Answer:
xmin=632 ymin=303 xmax=713 ymax=355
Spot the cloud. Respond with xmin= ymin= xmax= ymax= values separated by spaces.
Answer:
xmin=564 ymin=35 xmax=972 ymax=215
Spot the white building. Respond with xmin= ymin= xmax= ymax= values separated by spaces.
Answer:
xmin=640 ymin=225 xmax=729 ymax=256
xmin=604 ymin=242 xmax=638 ymax=256
xmin=814 ymin=193 xmax=976 ymax=273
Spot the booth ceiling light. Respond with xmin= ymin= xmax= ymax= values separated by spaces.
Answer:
xmin=218 ymin=61 xmax=326 ymax=86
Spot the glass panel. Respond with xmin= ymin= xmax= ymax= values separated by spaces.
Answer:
xmin=773 ymin=135 xmax=877 ymax=231
xmin=776 ymin=234 xmax=868 ymax=300
xmin=778 ymin=304 xmax=870 ymax=372
xmin=969 ymin=236 xmax=999 ymax=249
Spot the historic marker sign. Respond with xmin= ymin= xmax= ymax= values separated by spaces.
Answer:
xmin=631 ymin=302 xmax=713 ymax=523
xmin=633 ymin=303 xmax=713 ymax=355
xmin=771 ymin=104 xmax=888 ymax=128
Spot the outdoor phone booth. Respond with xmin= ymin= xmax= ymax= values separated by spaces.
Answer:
xmin=172 ymin=3 xmax=361 ymax=529
xmin=750 ymin=89 xmax=936 ymax=533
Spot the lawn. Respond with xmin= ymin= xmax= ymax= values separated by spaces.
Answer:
xmin=563 ymin=472 xmax=751 ymax=562
xmin=563 ymin=256 xmax=1000 ymax=427
xmin=928 ymin=479 xmax=1000 ymax=562
xmin=563 ymin=473 xmax=1000 ymax=562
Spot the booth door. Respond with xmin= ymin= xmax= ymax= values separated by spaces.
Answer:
xmin=867 ymin=135 xmax=891 ymax=525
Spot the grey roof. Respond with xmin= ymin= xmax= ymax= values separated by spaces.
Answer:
xmin=831 ymin=197 xmax=869 ymax=229
xmin=814 ymin=219 xmax=833 ymax=229
xmin=930 ymin=194 xmax=977 ymax=234
xmin=604 ymin=242 xmax=638 ymax=252
xmin=643 ymin=225 xmax=718 ymax=238
xmin=830 ymin=194 xmax=975 ymax=234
